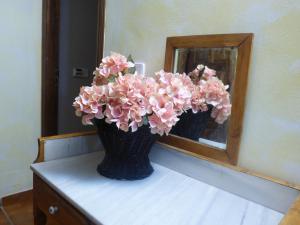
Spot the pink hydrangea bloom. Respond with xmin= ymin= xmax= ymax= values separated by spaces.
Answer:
xmin=92 ymin=74 xmax=109 ymax=86
xmin=190 ymin=85 xmax=208 ymax=113
xmin=148 ymin=100 xmax=179 ymax=135
xmin=92 ymin=52 xmax=135 ymax=85
xmin=200 ymin=76 xmax=231 ymax=124
xmin=99 ymin=52 xmax=134 ymax=77
xmin=188 ymin=64 xmax=204 ymax=84
xmin=201 ymin=77 xmax=229 ymax=107
xmin=74 ymin=52 xmax=231 ymax=135
xmin=103 ymin=74 xmax=149 ymax=132
xmin=73 ymin=85 xmax=108 ymax=125
xmin=202 ymin=66 xmax=216 ymax=79
xmin=154 ymin=70 xmax=193 ymax=114
xmin=186 ymin=64 xmax=231 ymax=124
xmin=211 ymin=102 xmax=231 ymax=124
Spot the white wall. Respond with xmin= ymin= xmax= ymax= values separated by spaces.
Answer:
xmin=104 ymin=0 xmax=300 ymax=184
xmin=0 ymin=0 xmax=41 ymax=198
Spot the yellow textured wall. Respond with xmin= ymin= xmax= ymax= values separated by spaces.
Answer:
xmin=104 ymin=0 xmax=300 ymax=184
xmin=0 ymin=0 xmax=41 ymax=197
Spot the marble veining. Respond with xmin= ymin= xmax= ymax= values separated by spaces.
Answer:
xmin=31 ymin=152 xmax=283 ymax=225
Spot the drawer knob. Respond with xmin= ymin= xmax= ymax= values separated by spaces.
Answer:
xmin=48 ymin=206 xmax=59 ymax=215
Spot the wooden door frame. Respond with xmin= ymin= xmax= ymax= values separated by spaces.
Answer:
xmin=41 ymin=0 xmax=60 ymax=136
xmin=41 ymin=0 xmax=105 ymax=136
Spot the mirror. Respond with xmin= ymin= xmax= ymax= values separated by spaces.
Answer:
xmin=160 ymin=34 xmax=253 ymax=165
xmin=170 ymin=47 xmax=238 ymax=150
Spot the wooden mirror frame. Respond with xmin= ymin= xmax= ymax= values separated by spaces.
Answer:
xmin=159 ymin=33 xmax=253 ymax=165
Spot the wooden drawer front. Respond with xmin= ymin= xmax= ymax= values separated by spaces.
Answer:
xmin=34 ymin=175 xmax=92 ymax=225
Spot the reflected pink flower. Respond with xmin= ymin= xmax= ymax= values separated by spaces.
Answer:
xmin=190 ymin=85 xmax=208 ymax=113
xmin=154 ymin=70 xmax=193 ymax=114
xmin=202 ymin=66 xmax=216 ymax=79
xmin=199 ymin=76 xmax=231 ymax=123
xmin=201 ymin=77 xmax=229 ymax=107
xmin=211 ymin=103 xmax=231 ymax=124
xmin=188 ymin=64 xmax=205 ymax=84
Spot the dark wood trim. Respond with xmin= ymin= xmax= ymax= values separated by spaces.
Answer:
xmin=41 ymin=0 xmax=60 ymax=136
xmin=161 ymin=33 xmax=253 ymax=165
xmin=34 ymin=175 xmax=95 ymax=225
xmin=96 ymin=0 xmax=105 ymax=64
xmin=41 ymin=0 xmax=106 ymax=136
xmin=0 ymin=208 xmax=10 ymax=225
xmin=2 ymin=190 xmax=32 ymax=207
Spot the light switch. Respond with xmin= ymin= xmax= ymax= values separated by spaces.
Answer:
xmin=135 ymin=63 xmax=145 ymax=75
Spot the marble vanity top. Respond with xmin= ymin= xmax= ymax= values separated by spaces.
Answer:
xmin=31 ymin=151 xmax=283 ymax=225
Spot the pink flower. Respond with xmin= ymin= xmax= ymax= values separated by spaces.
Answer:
xmin=82 ymin=114 xmax=95 ymax=125
xmin=92 ymin=52 xmax=135 ymax=85
xmin=102 ymin=74 xmax=149 ymax=132
xmin=154 ymin=70 xmax=193 ymax=114
xmin=148 ymin=112 xmax=179 ymax=136
xmin=202 ymin=66 xmax=216 ymax=79
xmin=92 ymin=73 xmax=109 ymax=86
xmin=188 ymin=64 xmax=205 ymax=84
xmin=199 ymin=76 xmax=231 ymax=123
xmin=73 ymin=85 xmax=107 ymax=125
xmin=187 ymin=65 xmax=231 ymax=124
xmin=74 ymin=57 xmax=231 ymax=135
xmin=190 ymin=85 xmax=208 ymax=113
xmin=100 ymin=52 xmax=134 ymax=76
xmin=211 ymin=103 xmax=231 ymax=124
xmin=147 ymin=93 xmax=179 ymax=135
xmin=201 ymin=77 xmax=229 ymax=107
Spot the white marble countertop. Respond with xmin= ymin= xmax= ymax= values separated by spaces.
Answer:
xmin=31 ymin=151 xmax=283 ymax=225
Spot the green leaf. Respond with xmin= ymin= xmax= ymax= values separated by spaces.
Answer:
xmin=127 ymin=54 xmax=136 ymax=74
xmin=108 ymin=75 xmax=116 ymax=83
xmin=127 ymin=54 xmax=135 ymax=63
xmin=143 ymin=116 xmax=148 ymax=125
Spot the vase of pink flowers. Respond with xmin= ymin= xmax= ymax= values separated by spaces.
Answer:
xmin=73 ymin=52 xmax=231 ymax=180
xmin=171 ymin=108 xmax=212 ymax=141
xmin=171 ymin=65 xmax=232 ymax=141
xmin=93 ymin=119 xmax=158 ymax=180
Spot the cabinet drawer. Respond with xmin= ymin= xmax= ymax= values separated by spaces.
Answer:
xmin=33 ymin=175 xmax=92 ymax=225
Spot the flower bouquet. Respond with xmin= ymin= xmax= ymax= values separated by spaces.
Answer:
xmin=170 ymin=65 xmax=232 ymax=141
xmin=73 ymin=52 xmax=231 ymax=180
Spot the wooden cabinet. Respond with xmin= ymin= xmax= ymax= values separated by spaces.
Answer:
xmin=33 ymin=174 xmax=95 ymax=225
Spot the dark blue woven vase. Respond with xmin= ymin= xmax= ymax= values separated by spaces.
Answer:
xmin=170 ymin=109 xmax=211 ymax=141
xmin=93 ymin=119 xmax=159 ymax=180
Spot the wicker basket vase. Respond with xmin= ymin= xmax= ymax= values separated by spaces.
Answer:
xmin=171 ymin=109 xmax=211 ymax=141
xmin=93 ymin=119 xmax=159 ymax=180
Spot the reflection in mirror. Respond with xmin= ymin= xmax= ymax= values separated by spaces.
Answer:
xmin=170 ymin=47 xmax=238 ymax=149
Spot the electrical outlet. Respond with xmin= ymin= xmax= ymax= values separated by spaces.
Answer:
xmin=73 ymin=68 xmax=89 ymax=78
